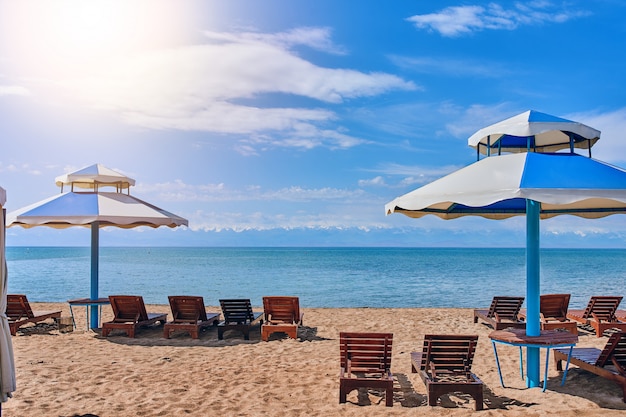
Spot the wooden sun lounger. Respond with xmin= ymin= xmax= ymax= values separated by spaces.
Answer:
xmin=554 ymin=331 xmax=626 ymax=402
xmin=217 ymin=299 xmax=263 ymax=340
xmin=261 ymin=296 xmax=303 ymax=341
xmin=519 ymin=293 xmax=578 ymax=334
xmin=339 ymin=332 xmax=394 ymax=407
xmin=163 ymin=296 xmax=220 ymax=339
xmin=102 ymin=295 xmax=167 ymax=338
xmin=567 ymin=296 xmax=626 ymax=337
xmin=473 ymin=296 xmax=525 ymax=330
xmin=411 ymin=334 xmax=483 ymax=411
xmin=6 ymin=294 xmax=62 ymax=335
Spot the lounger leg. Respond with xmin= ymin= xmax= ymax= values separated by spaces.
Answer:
xmin=427 ymin=391 xmax=438 ymax=407
xmin=385 ymin=386 xmax=393 ymax=407
xmin=339 ymin=385 xmax=347 ymax=404
xmin=474 ymin=388 xmax=484 ymax=411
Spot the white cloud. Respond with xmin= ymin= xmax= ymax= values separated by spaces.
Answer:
xmin=0 ymin=85 xmax=30 ymax=96
xmin=566 ymin=108 xmax=626 ymax=165
xmin=376 ymin=162 xmax=464 ymax=187
xmin=64 ymin=27 xmax=414 ymax=151
xmin=204 ymin=27 xmax=348 ymax=55
xmin=358 ymin=176 xmax=386 ymax=187
xmin=407 ymin=3 xmax=589 ymax=37
xmin=137 ymin=180 xmax=366 ymax=203
xmin=389 ymin=55 xmax=510 ymax=78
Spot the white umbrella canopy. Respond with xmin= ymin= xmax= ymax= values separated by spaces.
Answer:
xmin=385 ymin=111 xmax=626 ymax=389
xmin=7 ymin=165 xmax=188 ymax=329
xmin=0 ymin=189 xmax=17 ymax=409
xmin=468 ymin=110 xmax=600 ymax=156
xmin=385 ymin=152 xmax=626 ymax=220
xmin=8 ymin=191 xmax=188 ymax=229
xmin=55 ymin=163 xmax=135 ymax=191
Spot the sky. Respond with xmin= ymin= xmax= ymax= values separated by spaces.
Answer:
xmin=1 ymin=0 xmax=626 ymax=248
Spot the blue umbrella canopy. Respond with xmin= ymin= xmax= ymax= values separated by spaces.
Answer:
xmin=385 ymin=152 xmax=626 ymax=219
xmin=386 ymin=111 xmax=626 ymax=389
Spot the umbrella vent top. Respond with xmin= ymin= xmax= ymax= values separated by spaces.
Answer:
xmin=55 ymin=164 xmax=135 ymax=193
xmin=468 ymin=110 xmax=601 ymax=157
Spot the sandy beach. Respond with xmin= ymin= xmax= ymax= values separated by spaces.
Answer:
xmin=4 ymin=302 xmax=626 ymax=417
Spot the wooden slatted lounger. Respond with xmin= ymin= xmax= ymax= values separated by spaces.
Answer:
xmin=411 ymin=334 xmax=483 ymax=411
xmin=473 ymin=296 xmax=525 ymax=330
xmin=554 ymin=331 xmax=626 ymax=402
xmin=339 ymin=332 xmax=394 ymax=407
xmin=6 ymin=294 xmax=62 ymax=335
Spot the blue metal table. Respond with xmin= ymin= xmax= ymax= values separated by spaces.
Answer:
xmin=68 ymin=298 xmax=110 ymax=330
xmin=489 ymin=328 xmax=578 ymax=392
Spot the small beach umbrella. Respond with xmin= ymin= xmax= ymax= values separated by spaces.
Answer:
xmin=0 ymin=188 xmax=17 ymax=411
xmin=385 ymin=110 xmax=626 ymax=388
xmin=7 ymin=165 xmax=188 ymax=329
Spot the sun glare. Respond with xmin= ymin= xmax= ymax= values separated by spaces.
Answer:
xmin=0 ymin=0 xmax=191 ymax=79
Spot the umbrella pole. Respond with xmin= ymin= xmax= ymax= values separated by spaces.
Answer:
xmin=526 ymin=199 xmax=541 ymax=388
xmin=90 ymin=222 xmax=99 ymax=329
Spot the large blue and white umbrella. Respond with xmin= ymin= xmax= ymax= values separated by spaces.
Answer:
xmin=385 ymin=111 xmax=626 ymax=388
xmin=7 ymin=165 xmax=188 ymax=329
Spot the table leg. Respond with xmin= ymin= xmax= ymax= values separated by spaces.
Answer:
xmin=491 ymin=341 xmax=505 ymax=388
xmin=543 ymin=348 xmax=550 ymax=392
xmin=69 ymin=305 xmax=77 ymax=329
xmin=561 ymin=346 xmax=574 ymax=386
xmin=519 ymin=347 xmax=524 ymax=380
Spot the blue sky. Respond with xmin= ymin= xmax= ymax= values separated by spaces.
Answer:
xmin=1 ymin=0 xmax=626 ymax=248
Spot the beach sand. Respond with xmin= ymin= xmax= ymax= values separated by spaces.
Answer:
xmin=4 ymin=302 xmax=626 ymax=416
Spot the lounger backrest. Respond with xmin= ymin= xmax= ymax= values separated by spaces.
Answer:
xmin=420 ymin=334 xmax=479 ymax=379
xmin=584 ymin=296 xmax=623 ymax=321
xmin=219 ymin=299 xmax=254 ymax=323
xmin=488 ymin=296 xmax=524 ymax=319
xmin=595 ymin=332 xmax=626 ymax=372
xmin=6 ymin=294 xmax=35 ymax=320
xmin=109 ymin=295 xmax=149 ymax=322
xmin=263 ymin=296 xmax=300 ymax=324
xmin=540 ymin=294 xmax=570 ymax=319
xmin=169 ymin=296 xmax=207 ymax=322
xmin=339 ymin=332 xmax=393 ymax=373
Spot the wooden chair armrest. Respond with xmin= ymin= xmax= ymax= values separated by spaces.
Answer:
xmin=611 ymin=355 xmax=626 ymax=376
xmin=429 ymin=362 xmax=437 ymax=381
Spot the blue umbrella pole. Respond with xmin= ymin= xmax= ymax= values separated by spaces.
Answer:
xmin=526 ymin=200 xmax=541 ymax=387
xmin=90 ymin=222 xmax=99 ymax=329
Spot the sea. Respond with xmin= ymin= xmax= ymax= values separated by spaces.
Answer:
xmin=5 ymin=247 xmax=626 ymax=309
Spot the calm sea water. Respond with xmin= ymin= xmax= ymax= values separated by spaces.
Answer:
xmin=6 ymin=247 xmax=626 ymax=309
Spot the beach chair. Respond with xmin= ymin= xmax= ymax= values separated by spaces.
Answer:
xmin=101 ymin=295 xmax=167 ymax=338
xmin=519 ymin=293 xmax=578 ymax=334
xmin=163 ymin=296 xmax=220 ymax=339
xmin=217 ymin=299 xmax=264 ymax=340
xmin=554 ymin=331 xmax=626 ymax=402
xmin=411 ymin=334 xmax=483 ymax=411
xmin=473 ymin=296 xmax=525 ymax=330
xmin=567 ymin=296 xmax=626 ymax=337
xmin=261 ymin=296 xmax=303 ymax=341
xmin=339 ymin=332 xmax=394 ymax=407
xmin=6 ymin=294 xmax=62 ymax=335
